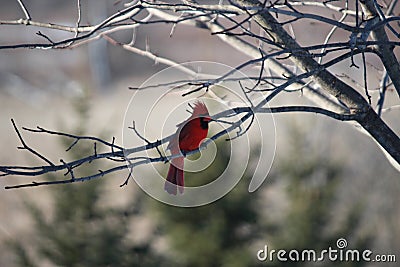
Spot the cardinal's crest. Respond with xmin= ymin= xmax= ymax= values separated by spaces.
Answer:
xmin=190 ymin=101 xmax=209 ymax=117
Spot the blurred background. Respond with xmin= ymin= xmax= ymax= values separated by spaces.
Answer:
xmin=0 ymin=0 xmax=399 ymax=266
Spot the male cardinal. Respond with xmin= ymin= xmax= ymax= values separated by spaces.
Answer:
xmin=165 ymin=101 xmax=211 ymax=195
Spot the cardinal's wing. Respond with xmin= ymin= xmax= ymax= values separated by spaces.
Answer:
xmin=167 ymin=122 xmax=187 ymax=152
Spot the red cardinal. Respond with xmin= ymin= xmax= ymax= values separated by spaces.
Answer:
xmin=165 ymin=101 xmax=211 ymax=195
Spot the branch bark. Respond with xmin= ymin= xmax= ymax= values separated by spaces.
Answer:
xmin=360 ymin=0 xmax=400 ymax=98
xmin=234 ymin=0 xmax=400 ymax=163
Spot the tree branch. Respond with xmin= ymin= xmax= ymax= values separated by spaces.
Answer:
xmin=16 ymin=0 xmax=31 ymax=20
xmin=360 ymin=0 xmax=400 ymax=97
xmin=234 ymin=0 xmax=400 ymax=164
xmin=2 ymin=105 xmax=357 ymax=189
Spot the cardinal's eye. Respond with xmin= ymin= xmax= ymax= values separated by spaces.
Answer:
xmin=200 ymin=117 xmax=209 ymax=129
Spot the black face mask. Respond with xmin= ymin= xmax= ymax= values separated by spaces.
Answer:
xmin=200 ymin=117 xmax=209 ymax=130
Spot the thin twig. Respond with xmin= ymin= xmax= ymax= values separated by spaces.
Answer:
xmin=103 ymin=35 xmax=198 ymax=77
xmin=16 ymin=0 xmax=31 ymax=20
xmin=11 ymin=119 xmax=55 ymax=167
xmin=74 ymin=0 xmax=82 ymax=38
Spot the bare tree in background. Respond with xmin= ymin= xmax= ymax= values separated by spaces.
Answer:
xmin=0 ymin=0 xmax=399 ymax=188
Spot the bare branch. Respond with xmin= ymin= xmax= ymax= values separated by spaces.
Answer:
xmin=11 ymin=119 xmax=55 ymax=167
xmin=22 ymin=125 xmax=124 ymax=151
xmin=16 ymin=0 xmax=31 ymax=20
xmin=234 ymin=0 xmax=400 ymax=163
xmin=360 ymin=0 xmax=400 ymax=97
xmin=2 ymin=104 xmax=358 ymax=189
xmin=74 ymin=0 xmax=82 ymax=39
xmin=102 ymin=35 xmax=198 ymax=76
xmin=0 ymin=19 xmax=93 ymax=33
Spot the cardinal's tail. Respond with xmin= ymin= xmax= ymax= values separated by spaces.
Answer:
xmin=165 ymin=157 xmax=184 ymax=195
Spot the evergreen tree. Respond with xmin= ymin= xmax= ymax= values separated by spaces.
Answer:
xmin=263 ymin=124 xmax=371 ymax=267
xmin=149 ymin=140 xmax=263 ymax=267
xmin=8 ymin=95 xmax=166 ymax=267
xmin=150 ymin=123 xmax=371 ymax=267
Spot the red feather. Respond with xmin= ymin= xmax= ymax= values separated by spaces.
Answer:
xmin=165 ymin=101 xmax=211 ymax=195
